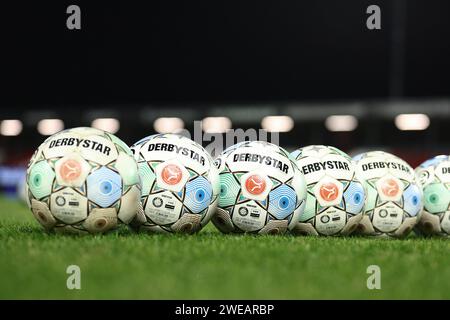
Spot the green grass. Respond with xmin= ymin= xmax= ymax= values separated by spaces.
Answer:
xmin=0 ymin=196 xmax=449 ymax=299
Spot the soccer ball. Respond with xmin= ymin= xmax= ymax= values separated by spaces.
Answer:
xmin=414 ymin=155 xmax=450 ymax=237
xmin=129 ymin=133 xmax=219 ymax=234
xmin=290 ymin=145 xmax=366 ymax=236
xmin=26 ymin=127 xmax=141 ymax=234
xmin=211 ymin=141 xmax=307 ymax=235
xmin=353 ymin=151 xmax=423 ymax=238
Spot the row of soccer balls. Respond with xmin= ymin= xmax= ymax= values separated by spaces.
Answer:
xmin=25 ymin=127 xmax=450 ymax=238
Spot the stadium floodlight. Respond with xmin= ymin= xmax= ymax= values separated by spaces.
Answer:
xmin=37 ymin=119 xmax=64 ymax=136
xmin=91 ymin=118 xmax=120 ymax=134
xmin=261 ymin=116 xmax=294 ymax=132
xmin=0 ymin=119 xmax=23 ymax=136
xmin=202 ymin=117 xmax=232 ymax=133
xmin=154 ymin=117 xmax=184 ymax=133
xmin=325 ymin=115 xmax=358 ymax=132
xmin=395 ymin=114 xmax=430 ymax=131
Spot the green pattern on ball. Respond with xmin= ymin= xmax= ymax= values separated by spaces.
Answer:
xmin=423 ymin=183 xmax=450 ymax=214
xmin=28 ymin=160 xmax=55 ymax=200
xmin=219 ymin=173 xmax=241 ymax=208
xmin=139 ymin=162 xmax=155 ymax=197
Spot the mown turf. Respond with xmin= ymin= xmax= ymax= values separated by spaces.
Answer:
xmin=0 ymin=196 xmax=448 ymax=299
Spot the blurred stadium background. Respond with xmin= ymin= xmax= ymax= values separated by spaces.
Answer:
xmin=1 ymin=0 xmax=450 ymax=198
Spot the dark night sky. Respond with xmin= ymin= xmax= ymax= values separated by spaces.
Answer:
xmin=1 ymin=0 xmax=450 ymax=110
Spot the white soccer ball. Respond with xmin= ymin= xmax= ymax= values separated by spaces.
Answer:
xmin=212 ymin=141 xmax=307 ymax=235
xmin=129 ymin=133 xmax=219 ymax=234
xmin=290 ymin=145 xmax=366 ymax=236
xmin=414 ymin=155 xmax=450 ymax=237
xmin=26 ymin=127 xmax=141 ymax=234
xmin=353 ymin=151 xmax=423 ymax=238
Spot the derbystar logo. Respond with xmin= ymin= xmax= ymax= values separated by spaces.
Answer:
xmin=148 ymin=143 xmax=205 ymax=166
xmin=245 ymin=174 xmax=267 ymax=195
xmin=301 ymin=160 xmax=350 ymax=175
xmin=48 ymin=137 xmax=112 ymax=155
xmin=361 ymin=161 xmax=411 ymax=173
xmin=233 ymin=153 xmax=289 ymax=174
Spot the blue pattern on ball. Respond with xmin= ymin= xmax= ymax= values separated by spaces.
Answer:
xmin=343 ymin=181 xmax=365 ymax=214
xmin=403 ymin=184 xmax=422 ymax=217
xmin=87 ymin=167 xmax=122 ymax=207
xmin=184 ymin=176 xmax=213 ymax=213
xmin=268 ymin=184 xmax=297 ymax=220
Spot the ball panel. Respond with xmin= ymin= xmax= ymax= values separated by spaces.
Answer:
xmin=218 ymin=172 xmax=241 ymax=208
xmin=258 ymin=220 xmax=288 ymax=235
xmin=54 ymin=153 xmax=91 ymax=188
xmin=184 ymin=176 xmax=213 ymax=213
xmin=154 ymin=160 xmax=190 ymax=193
xmin=268 ymin=184 xmax=297 ymax=220
xmin=87 ymin=167 xmax=122 ymax=208
xmin=315 ymin=207 xmax=347 ymax=236
xmin=114 ymin=152 xmax=140 ymax=186
xmin=403 ymin=184 xmax=422 ymax=217
xmin=30 ymin=199 xmax=56 ymax=230
xmin=28 ymin=161 xmax=55 ymax=200
xmin=129 ymin=202 xmax=147 ymax=230
xmin=82 ymin=208 xmax=118 ymax=234
xmin=170 ymin=213 xmax=202 ymax=234
xmin=343 ymin=181 xmax=365 ymax=215
xmin=393 ymin=216 xmax=417 ymax=239
xmin=50 ymin=187 xmax=88 ymax=224
xmin=211 ymin=208 xmax=236 ymax=233
xmin=340 ymin=213 xmax=363 ymax=235
xmin=144 ymin=191 xmax=183 ymax=225
xmin=415 ymin=210 xmax=442 ymax=236
xmin=365 ymin=183 xmax=379 ymax=212
xmin=423 ymin=183 xmax=450 ymax=213
xmin=372 ymin=202 xmax=404 ymax=233
xmin=300 ymin=193 xmax=317 ymax=222
xmin=232 ymin=201 xmax=268 ymax=232
xmin=118 ymin=185 xmax=141 ymax=224
xmin=355 ymin=214 xmax=376 ymax=235
xmin=138 ymin=162 xmax=155 ymax=197
xmin=290 ymin=222 xmax=319 ymax=236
